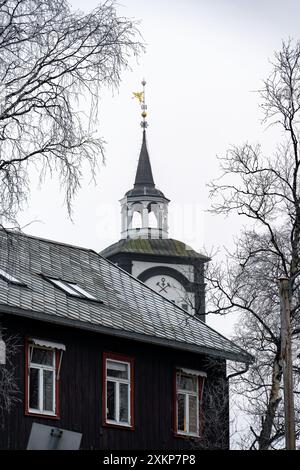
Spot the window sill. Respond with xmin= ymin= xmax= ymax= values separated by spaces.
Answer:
xmin=173 ymin=431 xmax=201 ymax=440
xmin=25 ymin=410 xmax=60 ymax=420
xmin=103 ymin=421 xmax=134 ymax=431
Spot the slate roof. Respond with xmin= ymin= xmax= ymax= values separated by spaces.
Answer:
xmin=101 ymin=238 xmax=210 ymax=262
xmin=0 ymin=230 xmax=252 ymax=363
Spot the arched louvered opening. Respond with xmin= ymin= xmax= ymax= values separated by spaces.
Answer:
xmin=131 ymin=210 xmax=142 ymax=229
xmin=147 ymin=203 xmax=158 ymax=228
xmin=148 ymin=211 xmax=158 ymax=228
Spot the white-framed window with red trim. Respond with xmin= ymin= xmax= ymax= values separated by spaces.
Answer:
xmin=25 ymin=338 xmax=65 ymax=418
xmin=103 ymin=352 xmax=134 ymax=429
xmin=174 ymin=368 xmax=206 ymax=437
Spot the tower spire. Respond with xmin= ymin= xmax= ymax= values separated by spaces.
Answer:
xmin=134 ymin=130 xmax=154 ymax=187
xmin=132 ymin=79 xmax=154 ymax=187
xmin=121 ymin=80 xmax=170 ymax=240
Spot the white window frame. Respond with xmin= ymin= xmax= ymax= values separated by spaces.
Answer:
xmin=47 ymin=277 xmax=96 ymax=300
xmin=0 ymin=268 xmax=24 ymax=285
xmin=176 ymin=369 xmax=201 ymax=437
xmin=105 ymin=358 xmax=131 ymax=427
xmin=67 ymin=282 xmax=96 ymax=300
xmin=28 ymin=344 xmax=57 ymax=416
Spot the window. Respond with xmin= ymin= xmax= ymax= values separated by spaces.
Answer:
xmin=103 ymin=352 xmax=134 ymax=429
xmin=174 ymin=368 xmax=206 ymax=437
xmin=0 ymin=268 xmax=25 ymax=285
xmin=67 ymin=282 xmax=96 ymax=300
xmin=46 ymin=277 xmax=98 ymax=301
xmin=25 ymin=339 xmax=64 ymax=418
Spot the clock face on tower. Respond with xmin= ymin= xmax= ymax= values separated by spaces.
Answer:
xmin=144 ymin=274 xmax=192 ymax=312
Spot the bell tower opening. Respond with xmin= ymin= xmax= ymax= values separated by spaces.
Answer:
xmin=131 ymin=206 xmax=143 ymax=229
xmin=148 ymin=204 xmax=158 ymax=228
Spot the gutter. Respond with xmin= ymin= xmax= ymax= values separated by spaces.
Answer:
xmin=227 ymin=362 xmax=250 ymax=380
xmin=0 ymin=303 xmax=251 ymax=364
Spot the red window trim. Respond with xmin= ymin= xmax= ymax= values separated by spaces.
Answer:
xmin=173 ymin=368 xmax=205 ymax=439
xmin=24 ymin=337 xmax=61 ymax=420
xmin=102 ymin=351 xmax=135 ymax=431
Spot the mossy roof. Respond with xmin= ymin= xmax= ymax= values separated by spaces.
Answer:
xmin=100 ymin=238 xmax=210 ymax=261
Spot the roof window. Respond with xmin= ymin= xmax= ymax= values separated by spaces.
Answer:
xmin=47 ymin=277 xmax=98 ymax=301
xmin=0 ymin=268 xmax=25 ymax=285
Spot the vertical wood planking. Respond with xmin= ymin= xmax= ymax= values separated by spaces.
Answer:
xmin=0 ymin=315 xmax=229 ymax=450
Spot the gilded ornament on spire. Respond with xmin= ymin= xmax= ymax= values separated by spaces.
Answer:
xmin=132 ymin=79 xmax=148 ymax=128
xmin=132 ymin=91 xmax=144 ymax=103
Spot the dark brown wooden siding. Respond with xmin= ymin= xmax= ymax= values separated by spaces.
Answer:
xmin=0 ymin=314 xmax=229 ymax=450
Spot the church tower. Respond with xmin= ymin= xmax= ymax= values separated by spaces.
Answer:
xmin=120 ymin=128 xmax=169 ymax=240
xmin=101 ymin=81 xmax=209 ymax=321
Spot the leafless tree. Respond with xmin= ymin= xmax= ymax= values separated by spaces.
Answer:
xmin=196 ymin=357 xmax=230 ymax=450
xmin=0 ymin=0 xmax=143 ymax=224
xmin=206 ymin=39 xmax=300 ymax=449
xmin=0 ymin=0 xmax=142 ymax=418
xmin=0 ymin=327 xmax=20 ymax=426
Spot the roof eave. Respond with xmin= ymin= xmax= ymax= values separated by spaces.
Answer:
xmin=0 ymin=303 xmax=252 ymax=364
xmin=100 ymin=242 xmax=211 ymax=262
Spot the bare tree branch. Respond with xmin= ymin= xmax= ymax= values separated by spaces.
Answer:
xmin=207 ymin=39 xmax=300 ymax=450
xmin=0 ymin=0 xmax=144 ymax=223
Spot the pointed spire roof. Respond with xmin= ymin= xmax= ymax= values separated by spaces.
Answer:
xmin=124 ymin=130 xmax=169 ymax=201
xmin=134 ymin=130 xmax=155 ymax=188
xmin=124 ymin=80 xmax=169 ymax=202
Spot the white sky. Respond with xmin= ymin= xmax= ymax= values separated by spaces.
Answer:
xmin=17 ymin=0 xmax=300 ymax=336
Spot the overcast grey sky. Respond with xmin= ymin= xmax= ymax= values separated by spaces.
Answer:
xmin=17 ymin=0 xmax=300 ymax=335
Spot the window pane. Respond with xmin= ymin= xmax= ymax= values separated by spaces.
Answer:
xmin=0 ymin=268 xmax=22 ymax=284
xmin=31 ymin=347 xmax=54 ymax=366
xmin=29 ymin=368 xmax=39 ymax=409
xmin=177 ymin=373 xmax=197 ymax=392
xmin=107 ymin=360 xmax=129 ymax=380
xmin=189 ymin=395 xmax=198 ymax=434
xmin=43 ymin=370 xmax=54 ymax=412
xmin=107 ymin=381 xmax=116 ymax=420
xmin=50 ymin=278 xmax=82 ymax=296
xmin=119 ymin=383 xmax=129 ymax=423
xmin=177 ymin=393 xmax=186 ymax=432
xmin=68 ymin=283 xmax=96 ymax=300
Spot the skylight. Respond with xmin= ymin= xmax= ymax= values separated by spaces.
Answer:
xmin=47 ymin=277 xmax=97 ymax=300
xmin=0 ymin=268 xmax=24 ymax=285
xmin=67 ymin=283 xmax=97 ymax=300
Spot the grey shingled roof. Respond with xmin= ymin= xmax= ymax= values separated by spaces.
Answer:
xmin=0 ymin=230 xmax=252 ymax=363
xmin=101 ymin=238 xmax=210 ymax=261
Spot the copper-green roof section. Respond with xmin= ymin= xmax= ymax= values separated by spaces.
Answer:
xmin=100 ymin=238 xmax=210 ymax=261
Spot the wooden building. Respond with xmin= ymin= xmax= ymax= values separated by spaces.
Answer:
xmin=0 ymin=230 xmax=251 ymax=450
xmin=0 ymin=85 xmax=253 ymax=449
